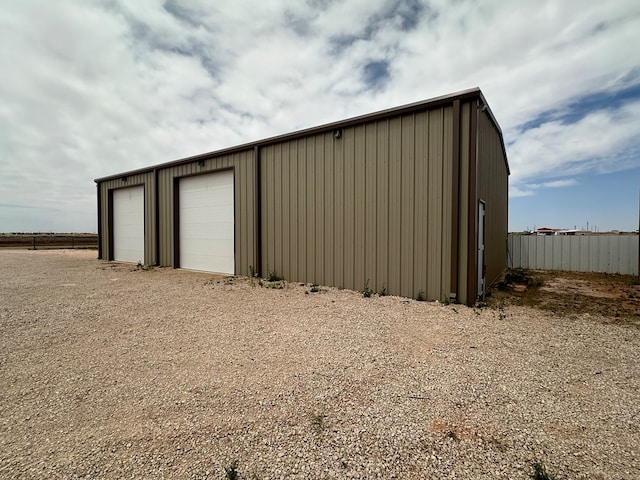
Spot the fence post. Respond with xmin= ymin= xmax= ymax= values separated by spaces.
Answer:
xmin=33 ymin=236 xmax=36 ymax=250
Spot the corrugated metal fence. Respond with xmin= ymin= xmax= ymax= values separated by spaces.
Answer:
xmin=508 ymin=235 xmax=639 ymax=275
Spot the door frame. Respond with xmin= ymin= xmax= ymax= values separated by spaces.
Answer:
xmin=173 ymin=167 xmax=236 ymax=272
xmin=477 ymin=199 xmax=486 ymax=298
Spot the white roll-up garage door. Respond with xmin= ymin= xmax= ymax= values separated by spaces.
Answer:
xmin=179 ymin=170 xmax=235 ymax=274
xmin=113 ymin=186 xmax=144 ymax=263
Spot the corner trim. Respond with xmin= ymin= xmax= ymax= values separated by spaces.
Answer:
xmin=97 ymin=184 xmax=103 ymax=259
xmin=254 ymin=146 xmax=262 ymax=277
xmin=466 ymin=99 xmax=479 ymax=303
xmin=107 ymin=190 xmax=114 ymax=261
xmin=153 ymin=168 xmax=159 ymax=265
xmin=450 ymin=99 xmax=461 ymax=300
xmin=173 ymin=177 xmax=180 ymax=268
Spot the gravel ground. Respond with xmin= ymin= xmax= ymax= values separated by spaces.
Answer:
xmin=1 ymin=249 xmax=638 ymax=479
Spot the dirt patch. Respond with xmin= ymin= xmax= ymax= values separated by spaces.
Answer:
xmin=490 ymin=268 xmax=640 ymax=324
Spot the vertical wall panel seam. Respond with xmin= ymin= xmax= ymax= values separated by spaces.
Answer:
xmin=254 ymin=146 xmax=262 ymax=276
xmin=450 ymin=100 xmax=460 ymax=299
xmin=386 ymin=118 xmax=390 ymax=292
xmin=438 ymin=106 xmax=448 ymax=300
xmin=398 ymin=117 xmax=403 ymax=295
xmin=386 ymin=119 xmax=390 ymax=293
xmin=154 ymin=169 xmax=159 ymax=265
xmin=363 ymin=125 xmax=367 ymax=288
xmin=374 ymin=122 xmax=378 ymax=290
xmin=425 ymin=112 xmax=429 ymax=293
xmin=96 ymin=184 xmax=102 ymax=259
xmin=340 ymin=135 xmax=345 ymax=287
xmin=372 ymin=122 xmax=377 ymax=289
xmin=466 ymin=98 xmax=478 ymax=302
xmin=107 ymin=189 xmax=114 ymax=260
xmin=412 ymin=113 xmax=417 ymax=297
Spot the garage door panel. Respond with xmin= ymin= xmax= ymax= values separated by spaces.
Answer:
xmin=180 ymin=206 xmax=231 ymax=224
xmin=181 ymin=252 xmax=234 ymax=274
xmin=180 ymin=215 xmax=233 ymax=231
xmin=181 ymin=229 xmax=233 ymax=242
xmin=180 ymin=238 xmax=233 ymax=256
xmin=113 ymin=186 xmax=144 ymax=263
xmin=179 ymin=171 xmax=235 ymax=274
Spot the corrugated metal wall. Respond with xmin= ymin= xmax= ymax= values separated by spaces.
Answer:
xmin=477 ymin=109 xmax=509 ymax=287
xmin=260 ymin=107 xmax=455 ymax=300
xmin=98 ymin=172 xmax=155 ymax=265
xmin=508 ymin=234 xmax=639 ymax=275
xmin=156 ymin=149 xmax=256 ymax=276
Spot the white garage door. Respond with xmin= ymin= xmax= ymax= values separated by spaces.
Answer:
xmin=179 ymin=170 xmax=235 ymax=274
xmin=113 ymin=186 xmax=144 ymax=263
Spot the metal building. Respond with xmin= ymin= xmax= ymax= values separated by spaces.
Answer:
xmin=95 ymin=88 xmax=509 ymax=304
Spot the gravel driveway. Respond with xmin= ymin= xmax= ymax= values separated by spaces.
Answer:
xmin=1 ymin=250 xmax=638 ymax=479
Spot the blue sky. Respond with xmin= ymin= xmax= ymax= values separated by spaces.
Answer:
xmin=1 ymin=0 xmax=639 ymax=232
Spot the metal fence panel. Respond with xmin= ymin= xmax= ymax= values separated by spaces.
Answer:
xmin=508 ymin=235 xmax=639 ymax=275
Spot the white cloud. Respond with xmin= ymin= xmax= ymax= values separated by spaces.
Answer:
xmin=0 ymin=0 xmax=639 ymax=231
xmin=539 ymin=179 xmax=578 ymax=189
xmin=507 ymin=100 xmax=640 ymax=193
xmin=509 ymin=178 xmax=578 ymax=198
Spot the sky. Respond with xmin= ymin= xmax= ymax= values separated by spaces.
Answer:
xmin=1 ymin=0 xmax=639 ymax=233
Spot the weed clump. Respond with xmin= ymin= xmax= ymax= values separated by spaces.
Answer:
xmin=135 ymin=261 xmax=154 ymax=271
xmin=362 ymin=279 xmax=372 ymax=298
xmin=499 ymin=268 xmax=542 ymax=290
xmin=530 ymin=461 xmax=556 ymax=480
xmin=266 ymin=269 xmax=283 ymax=282
xmin=224 ymin=460 xmax=239 ymax=480
xmin=310 ymin=412 xmax=326 ymax=432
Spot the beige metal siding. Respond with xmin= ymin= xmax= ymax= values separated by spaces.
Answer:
xmin=156 ymin=149 xmax=255 ymax=276
xmin=98 ymin=172 xmax=155 ymax=265
xmin=477 ymin=110 xmax=509 ymax=286
xmin=261 ymin=107 xmax=454 ymax=300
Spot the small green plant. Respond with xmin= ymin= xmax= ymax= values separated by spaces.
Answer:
xmin=310 ymin=284 xmax=320 ymax=293
xmin=494 ymin=303 xmax=507 ymax=320
xmin=224 ymin=460 xmax=239 ymax=480
xmin=416 ymin=290 xmax=426 ymax=302
xmin=362 ymin=279 xmax=372 ymax=298
xmin=310 ymin=412 xmax=326 ymax=432
xmin=135 ymin=261 xmax=154 ymax=271
xmin=267 ymin=269 xmax=283 ymax=282
xmin=530 ymin=461 xmax=556 ymax=480
xmin=379 ymin=284 xmax=387 ymax=296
